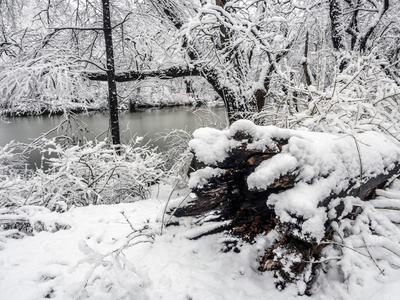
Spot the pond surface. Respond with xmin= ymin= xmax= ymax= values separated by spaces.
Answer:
xmin=0 ymin=106 xmax=228 ymax=168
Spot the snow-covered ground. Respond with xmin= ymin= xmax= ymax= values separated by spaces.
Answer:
xmin=1 ymin=180 xmax=400 ymax=300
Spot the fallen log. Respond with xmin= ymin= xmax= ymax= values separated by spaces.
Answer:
xmin=174 ymin=120 xmax=400 ymax=294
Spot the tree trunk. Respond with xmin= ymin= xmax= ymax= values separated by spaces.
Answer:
xmin=102 ymin=0 xmax=121 ymax=151
xmin=329 ymin=0 xmax=344 ymax=52
xmin=302 ymin=32 xmax=312 ymax=87
xmin=329 ymin=0 xmax=349 ymax=71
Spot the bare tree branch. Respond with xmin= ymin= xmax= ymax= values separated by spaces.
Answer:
xmin=84 ymin=64 xmax=202 ymax=82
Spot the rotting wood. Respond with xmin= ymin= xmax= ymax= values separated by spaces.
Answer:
xmin=174 ymin=128 xmax=400 ymax=294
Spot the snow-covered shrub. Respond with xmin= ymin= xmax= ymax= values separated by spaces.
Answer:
xmin=171 ymin=93 xmax=196 ymax=105
xmin=0 ymin=49 xmax=108 ymax=116
xmin=0 ymin=136 xmax=164 ymax=241
xmin=0 ymin=141 xmax=31 ymax=178
xmin=0 ymin=142 xmax=67 ymax=243
xmin=72 ymin=224 xmax=154 ymax=299
xmin=34 ymin=138 xmax=165 ymax=209
xmin=252 ymin=53 xmax=400 ymax=140
xmin=156 ymin=129 xmax=194 ymax=188
xmin=0 ymin=142 xmax=37 ymax=208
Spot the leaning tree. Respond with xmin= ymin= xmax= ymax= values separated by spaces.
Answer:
xmin=86 ymin=0 xmax=303 ymax=122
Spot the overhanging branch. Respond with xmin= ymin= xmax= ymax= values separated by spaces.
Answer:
xmin=49 ymin=26 xmax=104 ymax=31
xmin=84 ymin=64 xmax=202 ymax=82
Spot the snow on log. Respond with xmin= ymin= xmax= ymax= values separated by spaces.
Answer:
xmin=175 ymin=120 xmax=400 ymax=292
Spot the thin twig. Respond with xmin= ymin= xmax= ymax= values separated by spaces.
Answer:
xmin=160 ymin=181 xmax=179 ymax=235
xmin=165 ymin=192 xmax=192 ymax=225
xmin=362 ymin=236 xmax=385 ymax=275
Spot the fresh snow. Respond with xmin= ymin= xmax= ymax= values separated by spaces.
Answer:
xmin=188 ymin=167 xmax=225 ymax=189
xmin=0 ymin=184 xmax=298 ymax=300
xmin=1 ymin=181 xmax=400 ymax=299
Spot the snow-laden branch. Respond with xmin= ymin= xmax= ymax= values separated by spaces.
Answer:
xmin=49 ymin=26 xmax=103 ymax=31
xmin=358 ymin=0 xmax=389 ymax=52
xmin=84 ymin=64 xmax=202 ymax=82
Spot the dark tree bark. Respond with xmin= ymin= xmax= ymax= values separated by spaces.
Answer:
xmin=329 ymin=0 xmax=345 ymax=52
xmin=302 ymin=31 xmax=312 ymax=87
xmin=185 ymin=79 xmax=194 ymax=94
xmin=102 ymin=0 xmax=121 ymax=150
xmin=329 ymin=0 xmax=349 ymax=71
xmin=85 ymin=64 xmax=202 ymax=82
xmin=346 ymin=0 xmax=361 ymax=51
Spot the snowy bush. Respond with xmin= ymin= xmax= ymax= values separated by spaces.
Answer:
xmin=0 ymin=141 xmax=32 ymax=178
xmin=0 ymin=142 xmax=37 ymax=209
xmin=1 ymin=136 xmax=166 ymax=211
xmin=0 ymin=49 xmax=108 ymax=116
xmin=251 ymin=53 xmax=400 ymax=141
xmin=0 ymin=137 xmax=165 ymax=243
xmin=156 ymin=128 xmax=194 ymax=188
xmin=0 ymin=142 xmax=70 ymax=241
xmin=34 ymin=138 xmax=165 ymax=210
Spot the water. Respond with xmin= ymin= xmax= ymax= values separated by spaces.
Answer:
xmin=0 ymin=106 xmax=228 ymax=168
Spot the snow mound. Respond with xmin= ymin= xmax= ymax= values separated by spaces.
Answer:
xmin=190 ymin=120 xmax=400 ymax=242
